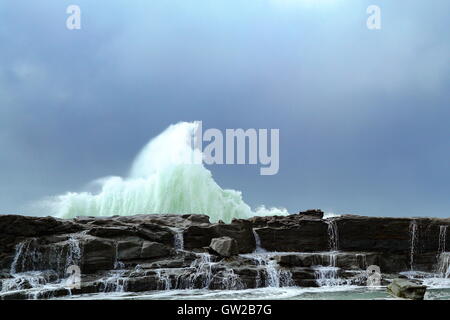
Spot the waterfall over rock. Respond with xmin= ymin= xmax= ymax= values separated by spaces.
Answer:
xmin=439 ymin=226 xmax=447 ymax=254
xmin=409 ymin=221 xmax=418 ymax=270
xmin=3 ymin=213 xmax=450 ymax=300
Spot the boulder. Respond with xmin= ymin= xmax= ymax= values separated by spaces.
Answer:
xmin=209 ymin=237 xmax=239 ymax=257
xmin=387 ymin=279 xmax=427 ymax=300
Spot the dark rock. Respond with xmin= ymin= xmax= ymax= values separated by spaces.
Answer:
xmin=141 ymin=241 xmax=170 ymax=259
xmin=80 ymin=237 xmax=115 ymax=273
xmin=87 ymin=226 xmax=138 ymax=239
xmin=387 ymin=279 xmax=427 ymax=300
xmin=0 ymin=215 xmax=83 ymax=238
xmin=298 ymin=209 xmax=324 ymax=219
xmin=115 ymin=214 xmax=210 ymax=229
xmin=255 ymin=218 xmax=328 ymax=252
xmin=209 ymin=237 xmax=239 ymax=257
xmin=117 ymin=240 xmax=171 ymax=260
xmin=117 ymin=240 xmax=142 ymax=260
xmin=119 ymin=276 xmax=158 ymax=292
xmin=336 ymin=216 xmax=450 ymax=254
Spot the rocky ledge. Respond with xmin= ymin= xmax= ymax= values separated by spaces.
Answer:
xmin=1 ymin=210 xmax=449 ymax=299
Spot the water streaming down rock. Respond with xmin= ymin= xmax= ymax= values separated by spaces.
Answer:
xmin=4 ymin=235 xmax=84 ymax=298
xmin=439 ymin=226 xmax=447 ymax=254
xmin=10 ymin=241 xmax=30 ymax=275
xmin=173 ymin=230 xmax=184 ymax=251
xmin=438 ymin=252 xmax=450 ymax=278
xmin=436 ymin=253 xmax=450 ymax=278
xmin=315 ymin=219 xmax=342 ymax=286
xmin=155 ymin=269 xmax=172 ymax=290
xmin=314 ymin=266 xmax=341 ymax=287
xmin=148 ymin=252 xmax=246 ymax=291
xmin=188 ymin=252 xmax=214 ymax=289
xmin=65 ymin=236 xmax=81 ymax=271
xmin=314 ymin=255 xmax=345 ymax=287
xmin=243 ymin=253 xmax=294 ymax=288
xmin=99 ymin=270 xmax=129 ymax=293
xmin=409 ymin=221 xmax=418 ymax=270
xmin=10 ymin=239 xmax=41 ymax=275
xmin=327 ymin=219 xmax=339 ymax=252
xmin=219 ymin=269 xmax=245 ymax=290
xmin=252 ymin=229 xmax=266 ymax=253
xmin=10 ymin=236 xmax=82 ymax=276
xmin=435 ymin=226 xmax=450 ymax=278
xmin=1 ymin=271 xmax=57 ymax=293
xmin=113 ymin=242 xmax=125 ymax=270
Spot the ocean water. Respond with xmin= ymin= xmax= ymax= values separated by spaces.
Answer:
xmin=58 ymin=286 xmax=450 ymax=300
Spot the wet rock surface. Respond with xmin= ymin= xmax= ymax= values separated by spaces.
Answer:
xmin=387 ymin=278 xmax=427 ymax=300
xmin=209 ymin=237 xmax=239 ymax=257
xmin=0 ymin=211 xmax=450 ymax=299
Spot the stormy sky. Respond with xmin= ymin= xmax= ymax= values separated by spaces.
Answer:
xmin=0 ymin=0 xmax=449 ymax=217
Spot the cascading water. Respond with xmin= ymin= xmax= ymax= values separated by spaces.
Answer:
xmin=150 ymin=252 xmax=246 ymax=291
xmin=220 ymin=269 xmax=245 ymax=290
xmin=409 ymin=221 xmax=418 ymax=271
xmin=10 ymin=241 xmax=30 ymax=275
xmin=243 ymin=253 xmax=294 ymax=288
xmin=99 ymin=270 xmax=128 ymax=293
xmin=39 ymin=122 xmax=288 ymax=223
xmin=10 ymin=236 xmax=81 ymax=276
xmin=327 ymin=219 xmax=339 ymax=252
xmin=438 ymin=226 xmax=447 ymax=254
xmin=252 ymin=229 xmax=266 ymax=253
xmin=10 ymin=239 xmax=42 ymax=274
xmin=315 ymin=219 xmax=341 ymax=286
xmin=435 ymin=226 xmax=450 ymax=278
xmin=113 ymin=242 xmax=125 ymax=270
xmin=4 ymin=235 xmax=84 ymax=298
xmin=155 ymin=269 xmax=172 ymax=290
xmin=173 ymin=230 xmax=184 ymax=251
xmin=265 ymin=260 xmax=282 ymax=287
xmin=437 ymin=253 xmax=450 ymax=278
xmin=65 ymin=236 xmax=81 ymax=271
xmin=188 ymin=253 xmax=214 ymax=289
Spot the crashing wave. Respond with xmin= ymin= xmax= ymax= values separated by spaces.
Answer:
xmin=42 ymin=122 xmax=287 ymax=223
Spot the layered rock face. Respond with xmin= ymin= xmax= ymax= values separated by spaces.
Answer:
xmin=1 ymin=211 xmax=449 ymax=299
